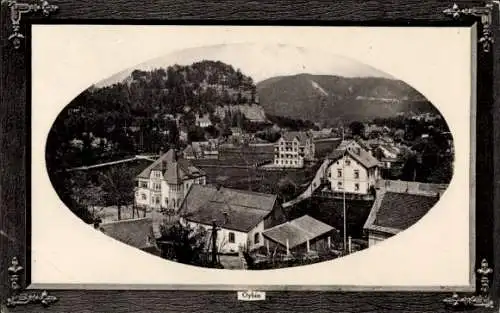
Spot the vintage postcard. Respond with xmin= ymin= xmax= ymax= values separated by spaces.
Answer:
xmin=29 ymin=25 xmax=474 ymax=290
xmin=1 ymin=1 xmax=498 ymax=310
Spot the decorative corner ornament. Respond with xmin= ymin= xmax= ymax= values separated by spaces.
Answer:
xmin=5 ymin=257 xmax=58 ymax=308
xmin=443 ymin=259 xmax=494 ymax=310
xmin=443 ymin=2 xmax=495 ymax=52
xmin=7 ymin=0 xmax=59 ymax=49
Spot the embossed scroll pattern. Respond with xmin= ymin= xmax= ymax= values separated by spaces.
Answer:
xmin=442 ymin=259 xmax=494 ymax=310
xmin=7 ymin=0 xmax=58 ymax=49
xmin=443 ymin=1 xmax=497 ymax=52
xmin=6 ymin=257 xmax=58 ymax=308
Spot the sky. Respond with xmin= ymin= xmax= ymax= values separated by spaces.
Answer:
xmin=95 ymin=43 xmax=393 ymax=88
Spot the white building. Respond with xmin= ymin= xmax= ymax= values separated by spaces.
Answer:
xmin=135 ymin=149 xmax=207 ymax=212
xmin=179 ymin=185 xmax=286 ymax=254
xmin=326 ymin=140 xmax=381 ymax=196
xmin=273 ymin=131 xmax=315 ymax=168
xmin=196 ymin=114 xmax=212 ymax=128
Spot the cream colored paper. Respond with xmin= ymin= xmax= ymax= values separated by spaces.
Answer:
xmin=30 ymin=25 xmax=474 ymax=290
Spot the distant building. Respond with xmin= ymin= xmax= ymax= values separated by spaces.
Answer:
xmin=326 ymin=140 xmax=381 ymax=196
xmin=196 ymin=114 xmax=212 ymax=128
xmin=311 ymin=128 xmax=334 ymax=139
xmin=273 ymin=131 xmax=315 ymax=168
xmin=262 ymin=215 xmax=337 ymax=255
xmin=179 ymin=185 xmax=286 ymax=254
xmin=374 ymin=144 xmax=402 ymax=169
xmin=230 ymin=127 xmax=243 ymax=137
xmin=363 ymin=189 xmax=442 ymax=247
xmin=135 ymin=149 xmax=207 ymax=212
xmin=99 ymin=217 xmax=160 ymax=255
xmin=183 ymin=141 xmax=219 ymax=160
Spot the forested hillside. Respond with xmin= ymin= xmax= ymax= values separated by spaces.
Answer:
xmin=46 ymin=60 xmax=259 ymax=169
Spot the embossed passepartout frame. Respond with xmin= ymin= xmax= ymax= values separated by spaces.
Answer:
xmin=1 ymin=1 xmax=499 ymax=313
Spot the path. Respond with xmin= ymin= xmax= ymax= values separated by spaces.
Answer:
xmin=66 ymin=155 xmax=156 ymax=172
xmin=282 ymin=158 xmax=333 ymax=208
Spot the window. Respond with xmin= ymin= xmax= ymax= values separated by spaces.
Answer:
xmin=140 ymin=181 xmax=148 ymax=188
xmin=337 ymin=169 xmax=342 ymax=177
xmin=337 ymin=181 xmax=343 ymax=189
xmin=165 ymin=198 xmax=168 ymax=205
xmin=155 ymin=196 xmax=160 ymax=204
xmin=229 ymin=232 xmax=235 ymax=243
xmin=153 ymin=183 xmax=161 ymax=191
xmin=141 ymin=193 xmax=146 ymax=200
xmin=254 ymin=233 xmax=260 ymax=244
xmin=345 ymin=159 xmax=351 ymax=166
xmin=275 ymin=160 xmax=279 ymax=164
xmin=355 ymin=183 xmax=360 ymax=191
xmin=354 ymin=170 xmax=360 ymax=179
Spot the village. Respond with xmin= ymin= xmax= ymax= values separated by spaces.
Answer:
xmin=88 ymin=112 xmax=451 ymax=270
xmin=47 ymin=60 xmax=454 ymax=270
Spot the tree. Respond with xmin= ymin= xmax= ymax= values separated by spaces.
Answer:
xmin=99 ymin=165 xmax=135 ymax=221
xmin=349 ymin=121 xmax=365 ymax=138
xmin=157 ymin=221 xmax=209 ymax=266
xmin=277 ymin=177 xmax=297 ymax=201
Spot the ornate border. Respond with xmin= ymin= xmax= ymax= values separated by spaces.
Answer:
xmin=0 ymin=0 xmax=497 ymax=312
xmin=443 ymin=1 xmax=497 ymax=52
xmin=6 ymin=257 xmax=58 ymax=308
xmin=7 ymin=0 xmax=58 ymax=49
xmin=443 ymin=259 xmax=494 ymax=309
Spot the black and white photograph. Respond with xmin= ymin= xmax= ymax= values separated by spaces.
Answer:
xmin=45 ymin=42 xmax=455 ymax=271
xmin=2 ymin=8 xmax=498 ymax=311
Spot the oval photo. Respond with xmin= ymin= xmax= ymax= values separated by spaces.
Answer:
xmin=45 ymin=43 xmax=454 ymax=270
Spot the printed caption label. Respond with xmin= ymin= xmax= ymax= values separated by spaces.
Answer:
xmin=237 ymin=291 xmax=266 ymax=301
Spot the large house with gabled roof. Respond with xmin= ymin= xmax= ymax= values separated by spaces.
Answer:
xmin=325 ymin=139 xmax=381 ymax=197
xmin=179 ymin=184 xmax=286 ymax=254
xmin=273 ymin=131 xmax=315 ymax=168
xmin=135 ymin=149 xmax=207 ymax=212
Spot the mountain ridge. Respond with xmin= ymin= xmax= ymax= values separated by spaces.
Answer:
xmin=256 ymin=73 xmax=436 ymax=125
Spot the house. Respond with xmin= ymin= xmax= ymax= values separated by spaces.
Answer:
xmin=196 ymin=114 xmax=212 ymax=128
xmin=99 ymin=217 xmax=160 ymax=256
xmin=363 ymin=189 xmax=441 ymax=247
xmin=135 ymin=149 xmax=207 ymax=212
xmin=311 ymin=128 xmax=334 ymax=139
xmin=273 ymin=131 xmax=315 ymax=168
xmin=262 ymin=215 xmax=337 ymax=256
xmin=326 ymin=140 xmax=381 ymax=196
xmin=373 ymin=144 xmax=402 ymax=169
xmin=179 ymin=185 xmax=286 ymax=254
xmin=230 ymin=127 xmax=243 ymax=137
xmin=183 ymin=141 xmax=219 ymax=160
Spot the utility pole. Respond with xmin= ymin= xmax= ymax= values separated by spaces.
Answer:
xmin=341 ymin=127 xmax=347 ymax=253
xmin=211 ymin=219 xmax=218 ymax=267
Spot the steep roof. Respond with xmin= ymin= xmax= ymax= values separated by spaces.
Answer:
xmin=136 ymin=149 xmax=205 ymax=182
xmin=181 ymin=184 xmax=277 ymax=233
xmin=281 ymin=131 xmax=310 ymax=144
xmin=99 ymin=217 xmax=155 ymax=250
xmin=262 ymin=215 xmax=335 ymax=249
xmin=364 ymin=191 xmax=440 ymax=235
xmin=328 ymin=143 xmax=380 ymax=169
